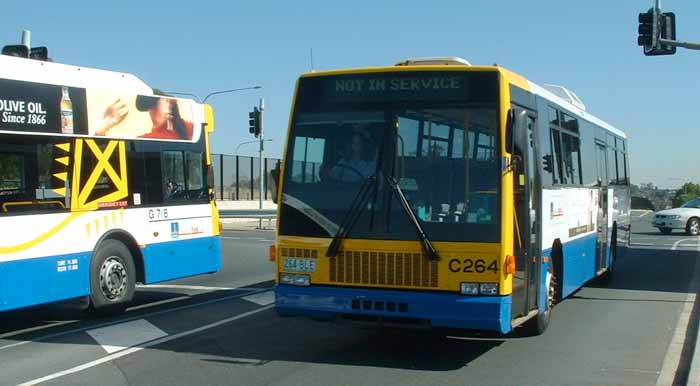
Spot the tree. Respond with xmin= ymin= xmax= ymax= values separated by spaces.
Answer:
xmin=672 ymin=182 xmax=700 ymax=207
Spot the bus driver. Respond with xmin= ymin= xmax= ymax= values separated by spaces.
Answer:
xmin=323 ymin=128 xmax=376 ymax=182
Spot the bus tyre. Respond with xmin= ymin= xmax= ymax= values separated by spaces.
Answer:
xmin=523 ymin=265 xmax=556 ymax=336
xmin=687 ymin=218 xmax=700 ymax=236
xmin=89 ymin=240 xmax=136 ymax=314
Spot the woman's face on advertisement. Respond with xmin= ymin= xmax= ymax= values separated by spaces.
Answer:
xmin=150 ymin=98 xmax=173 ymax=128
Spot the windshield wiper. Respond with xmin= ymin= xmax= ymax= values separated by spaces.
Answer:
xmin=386 ymin=176 xmax=440 ymax=261
xmin=326 ymin=175 xmax=377 ymax=257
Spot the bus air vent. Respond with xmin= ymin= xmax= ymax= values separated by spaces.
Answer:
xmin=329 ymin=250 xmax=438 ymax=288
xmin=395 ymin=57 xmax=471 ymax=66
xmin=542 ymin=84 xmax=586 ymax=111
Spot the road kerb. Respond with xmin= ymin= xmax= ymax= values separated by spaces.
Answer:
xmin=657 ymin=239 xmax=700 ymax=386
xmin=685 ymin=240 xmax=700 ymax=386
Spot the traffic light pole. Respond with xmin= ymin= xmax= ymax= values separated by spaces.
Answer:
xmin=659 ymin=38 xmax=700 ymax=51
xmin=258 ymin=97 xmax=265 ymax=230
xmin=639 ymin=0 xmax=700 ymax=54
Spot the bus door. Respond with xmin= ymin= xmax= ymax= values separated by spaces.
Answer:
xmin=512 ymin=108 xmax=541 ymax=316
xmin=595 ymin=142 xmax=608 ymax=272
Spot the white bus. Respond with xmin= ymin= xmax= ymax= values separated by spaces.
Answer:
xmin=0 ymin=53 xmax=222 ymax=313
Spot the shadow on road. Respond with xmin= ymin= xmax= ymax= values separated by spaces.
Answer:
xmin=585 ymin=245 xmax=697 ymax=294
xmin=182 ymin=316 xmax=504 ymax=371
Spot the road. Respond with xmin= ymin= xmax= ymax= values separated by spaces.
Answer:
xmin=1 ymin=216 xmax=699 ymax=386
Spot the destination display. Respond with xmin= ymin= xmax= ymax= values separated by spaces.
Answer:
xmin=0 ymin=78 xmax=200 ymax=142
xmin=295 ymin=71 xmax=498 ymax=110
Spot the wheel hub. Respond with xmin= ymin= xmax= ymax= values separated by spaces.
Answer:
xmin=546 ymin=272 xmax=555 ymax=310
xmin=100 ymin=257 xmax=127 ymax=301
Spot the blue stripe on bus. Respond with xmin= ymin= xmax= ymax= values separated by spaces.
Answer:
xmin=542 ymin=232 xmax=598 ymax=299
xmin=0 ymin=236 xmax=221 ymax=312
xmin=0 ymin=252 xmax=92 ymax=311
xmin=142 ymin=236 xmax=222 ymax=284
xmin=276 ymin=285 xmax=513 ymax=333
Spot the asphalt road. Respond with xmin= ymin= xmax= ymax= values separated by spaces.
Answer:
xmin=1 ymin=215 xmax=699 ymax=386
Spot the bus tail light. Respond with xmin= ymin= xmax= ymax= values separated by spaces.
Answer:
xmin=506 ymin=255 xmax=516 ymax=274
xmin=269 ymin=245 xmax=277 ymax=261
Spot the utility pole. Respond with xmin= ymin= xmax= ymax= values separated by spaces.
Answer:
xmin=258 ymin=98 xmax=265 ymax=229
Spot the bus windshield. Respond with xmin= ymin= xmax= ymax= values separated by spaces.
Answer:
xmin=280 ymin=71 xmax=501 ymax=242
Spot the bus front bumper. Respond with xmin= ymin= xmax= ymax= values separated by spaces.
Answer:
xmin=275 ymin=284 xmax=512 ymax=334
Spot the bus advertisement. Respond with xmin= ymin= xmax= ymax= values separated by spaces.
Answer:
xmin=272 ymin=58 xmax=630 ymax=335
xmin=0 ymin=55 xmax=222 ymax=313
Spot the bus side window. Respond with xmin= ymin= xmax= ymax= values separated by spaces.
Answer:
xmin=186 ymin=151 xmax=205 ymax=199
xmin=144 ymin=148 xmax=163 ymax=204
xmin=162 ymin=151 xmax=186 ymax=201
xmin=291 ymin=136 xmax=325 ymax=184
xmin=606 ymin=134 xmax=618 ymax=185
xmin=550 ymin=129 xmax=565 ymax=184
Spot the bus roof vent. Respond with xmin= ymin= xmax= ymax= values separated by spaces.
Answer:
xmin=395 ymin=57 xmax=471 ymax=66
xmin=542 ymin=84 xmax=586 ymax=111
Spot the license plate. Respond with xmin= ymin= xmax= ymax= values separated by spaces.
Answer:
xmin=283 ymin=258 xmax=317 ymax=273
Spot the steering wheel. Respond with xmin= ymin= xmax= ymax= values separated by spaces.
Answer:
xmin=329 ymin=164 xmax=365 ymax=182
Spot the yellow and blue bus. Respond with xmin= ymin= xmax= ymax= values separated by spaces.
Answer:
xmin=273 ymin=57 xmax=630 ymax=334
xmin=0 ymin=54 xmax=222 ymax=313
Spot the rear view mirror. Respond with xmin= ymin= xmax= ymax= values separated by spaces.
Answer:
xmin=206 ymin=164 xmax=215 ymax=190
xmin=505 ymin=109 xmax=515 ymax=154
xmin=269 ymin=163 xmax=281 ymax=204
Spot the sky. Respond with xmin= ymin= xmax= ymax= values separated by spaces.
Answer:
xmin=3 ymin=0 xmax=699 ymax=188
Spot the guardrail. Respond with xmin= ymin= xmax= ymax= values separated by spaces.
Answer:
xmin=219 ymin=209 xmax=277 ymax=219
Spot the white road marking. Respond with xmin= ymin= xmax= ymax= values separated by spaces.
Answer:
xmin=221 ymin=236 xmax=274 ymax=242
xmin=242 ymin=290 xmax=275 ymax=306
xmin=671 ymin=239 xmax=697 ymax=251
xmin=0 ymin=321 xmax=76 ymax=340
xmin=631 ymin=209 xmax=652 ymax=218
xmin=16 ymin=305 xmax=274 ymax=386
xmin=136 ymin=284 xmax=255 ymax=292
xmin=126 ymin=296 xmax=190 ymax=311
xmin=656 ymin=239 xmax=700 ymax=385
xmin=0 ymin=287 xmax=271 ymax=352
xmin=631 ymin=242 xmax=654 ymax=246
xmin=87 ymin=319 xmax=167 ymax=354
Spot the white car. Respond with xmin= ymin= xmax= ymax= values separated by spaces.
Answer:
xmin=652 ymin=198 xmax=700 ymax=235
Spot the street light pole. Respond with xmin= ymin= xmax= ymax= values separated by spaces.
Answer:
xmin=235 ymin=139 xmax=272 ymax=155
xmin=258 ymin=98 xmax=265 ymax=229
xmin=164 ymin=86 xmax=261 ymax=103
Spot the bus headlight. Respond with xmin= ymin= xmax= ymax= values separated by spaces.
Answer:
xmin=280 ymin=273 xmax=310 ymax=286
xmin=479 ymin=283 xmax=499 ymax=295
xmin=460 ymin=282 xmax=479 ymax=295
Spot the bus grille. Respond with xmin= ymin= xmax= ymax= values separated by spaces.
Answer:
xmin=329 ymin=251 xmax=438 ymax=288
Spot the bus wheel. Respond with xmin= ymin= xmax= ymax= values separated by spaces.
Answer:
xmin=522 ymin=264 xmax=556 ymax=336
xmin=89 ymin=240 xmax=136 ymax=314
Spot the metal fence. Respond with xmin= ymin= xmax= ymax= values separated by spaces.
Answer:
xmin=211 ymin=154 xmax=280 ymax=200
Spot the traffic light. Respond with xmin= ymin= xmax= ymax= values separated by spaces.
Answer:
xmin=637 ymin=11 xmax=654 ymax=47
xmin=249 ymin=107 xmax=261 ymax=137
xmin=638 ymin=9 xmax=677 ymax=56
xmin=2 ymin=45 xmax=28 ymax=58
xmin=543 ymin=155 xmax=553 ymax=173
xmin=29 ymin=46 xmax=49 ymax=61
